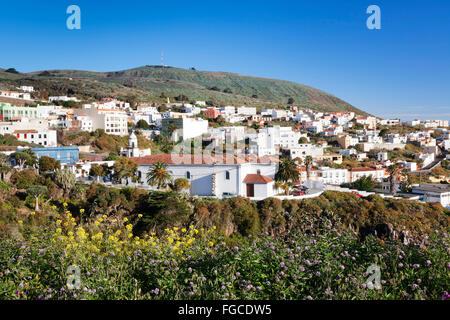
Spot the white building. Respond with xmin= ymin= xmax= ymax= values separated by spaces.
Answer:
xmin=377 ymin=152 xmax=389 ymax=162
xmin=131 ymin=154 xmax=278 ymax=200
xmin=162 ymin=117 xmax=209 ymax=141
xmin=417 ymin=153 xmax=435 ymax=168
xmin=49 ymin=96 xmax=80 ymax=102
xmin=412 ymin=184 xmax=450 ymax=208
xmin=237 ymin=106 xmax=257 ymax=116
xmin=289 ymin=144 xmax=324 ymax=161
xmin=407 ymin=119 xmax=421 ymax=126
xmin=220 ymin=106 xmax=236 ymax=115
xmin=349 ymin=167 xmax=385 ymax=182
xmin=246 ymin=131 xmax=278 ymax=157
xmin=120 ymin=131 xmax=151 ymax=158
xmin=18 ymin=86 xmax=34 ymax=92
xmin=74 ymin=105 xmax=128 ymax=136
xmin=405 ymin=162 xmax=417 ymax=172
xmin=317 ymin=167 xmax=350 ymax=185
xmin=0 ymin=118 xmax=57 ymax=147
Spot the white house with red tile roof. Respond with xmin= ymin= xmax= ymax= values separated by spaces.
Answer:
xmin=130 ymin=154 xmax=278 ymax=199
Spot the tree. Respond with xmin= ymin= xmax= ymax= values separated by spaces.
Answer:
xmin=136 ymin=119 xmax=150 ymax=129
xmin=11 ymin=168 xmax=38 ymax=189
xmin=400 ymin=172 xmax=414 ymax=193
xmin=5 ymin=68 xmax=19 ymax=74
xmin=304 ymin=156 xmax=313 ymax=181
xmin=105 ymin=152 xmax=120 ymax=161
xmin=167 ymin=123 xmax=179 ymax=136
xmin=89 ymin=164 xmax=105 ymax=182
xmin=146 ymin=161 xmax=172 ymax=190
xmin=27 ymin=185 xmax=47 ymax=211
xmin=0 ymin=154 xmax=11 ymax=181
xmin=170 ymin=178 xmax=190 ymax=192
xmin=38 ymin=156 xmax=60 ymax=173
xmin=11 ymin=151 xmax=31 ymax=170
xmin=53 ymin=169 xmax=76 ymax=196
xmin=387 ymin=164 xmax=401 ymax=196
xmin=352 ymin=175 xmax=376 ymax=192
xmin=275 ymin=158 xmax=299 ymax=189
xmin=298 ymin=137 xmax=308 ymax=144
xmin=287 ymin=97 xmax=295 ymax=105
xmin=113 ymin=158 xmax=138 ymax=184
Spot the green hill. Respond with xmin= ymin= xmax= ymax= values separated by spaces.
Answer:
xmin=0 ymin=65 xmax=368 ymax=114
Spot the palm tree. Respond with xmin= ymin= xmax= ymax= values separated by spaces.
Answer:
xmin=146 ymin=161 xmax=172 ymax=190
xmin=275 ymin=158 xmax=299 ymax=195
xmin=304 ymin=156 xmax=313 ymax=181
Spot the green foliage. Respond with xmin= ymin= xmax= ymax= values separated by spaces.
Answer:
xmin=2 ymin=66 xmax=367 ymax=114
xmin=89 ymin=164 xmax=105 ymax=180
xmin=137 ymin=191 xmax=193 ymax=232
xmin=146 ymin=161 xmax=172 ymax=189
xmin=11 ymin=169 xmax=38 ymax=189
xmin=170 ymin=178 xmax=190 ymax=192
xmin=53 ymin=169 xmax=76 ymax=195
xmin=275 ymin=158 xmax=299 ymax=183
xmin=38 ymin=156 xmax=60 ymax=172
xmin=0 ymin=134 xmax=28 ymax=146
xmin=136 ymin=119 xmax=150 ymax=129
xmin=113 ymin=158 xmax=138 ymax=184
xmin=298 ymin=137 xmax=308 ymax=144
xmin=226 ymin=197 xmax=259 ymax=237
xmin=349 ymin=176 xmax=376 ymax=192
xmin=1 ymin=218 xmax=448 ymax=300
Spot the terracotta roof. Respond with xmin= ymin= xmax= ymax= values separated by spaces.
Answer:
xmin=350 ymin=167 xmax=376 ymax=172
xmin=130 ymin=154 xmax=279 ymax=166
xmin=243 ymin=174 xmax=274 ymax=184
xmin=13 ymin=130 xmax=38 ymax=134
xmin=97 ymin=108 xmax=125 ymax=112
xmin=0 ymin=145 xmax=18 ymax=151
xmin=297 ymin=167 xmax=316 ymax=172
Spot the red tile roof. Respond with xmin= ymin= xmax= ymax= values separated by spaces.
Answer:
xmin=130 ymin=154 xmax=279 ymax=166
xmin=350 ymin=167 xmax=376 ymax=172
xmin=243 ymin=174 xmax=274 ymax=184
xmin=13 ymin=130 xmax=38 ymax=134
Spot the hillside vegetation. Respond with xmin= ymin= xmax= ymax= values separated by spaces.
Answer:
xmin=0 ymin=66 xmax=368 ymax=114
xmin=0 ymin=186 xmax=448 ymax=300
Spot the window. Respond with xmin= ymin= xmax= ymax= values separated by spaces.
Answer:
xmin=186 ymin=171 xmax=191 ymax=179
xmin=257 ymin=169 xmax=261 ymax=175
xmin=225 ymin=171 xmax=230 ymax=180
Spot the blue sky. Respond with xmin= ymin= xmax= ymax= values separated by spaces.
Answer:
xmin=0 ymin=0 xmax=449 ymax=121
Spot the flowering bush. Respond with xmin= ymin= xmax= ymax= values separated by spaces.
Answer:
xmin=0 ymin=206 xmax=448 ymax=300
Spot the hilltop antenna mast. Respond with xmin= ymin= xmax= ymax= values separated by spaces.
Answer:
xmin=161 ymin=51 xmax=166 ymax=67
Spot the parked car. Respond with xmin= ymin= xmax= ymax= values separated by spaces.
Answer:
xmin=293 ymin=191 xmax=304 ymax=196
xmin=351 ymin=191 xmax=363 ymax=197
